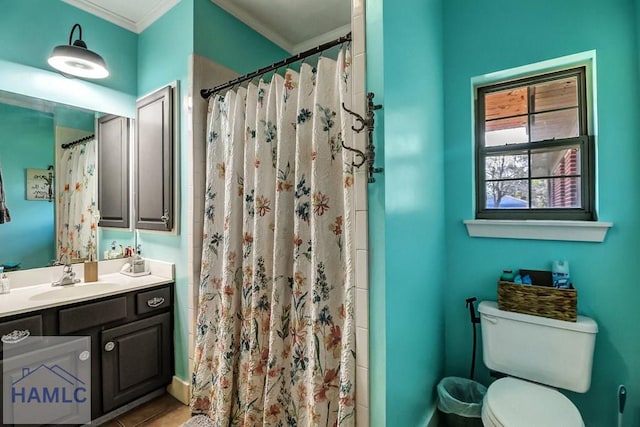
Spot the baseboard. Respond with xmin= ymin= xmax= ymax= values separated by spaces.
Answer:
xmin=167 ymin=376 xmax=191 ymax=405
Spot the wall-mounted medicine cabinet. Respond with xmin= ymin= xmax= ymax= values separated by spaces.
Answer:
xmin=134 ymin=86 xmax=174 ymax=231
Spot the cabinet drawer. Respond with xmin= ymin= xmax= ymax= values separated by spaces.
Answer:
xmin=59 ymin=297 xmax=127 ymax=334
xmin=0 ymin=315 xmax=42 ymax=346
xmin=136 ymin=287 xmax=171 ymax=315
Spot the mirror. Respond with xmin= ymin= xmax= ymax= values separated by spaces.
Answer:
xmin=0 ymin=89 xmax=131 ymax=271
xmin=0 ymin=59 xmax=137 ymax=272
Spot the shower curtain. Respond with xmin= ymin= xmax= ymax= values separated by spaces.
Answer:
xmin=57 ymin=139 xmax=97 ymax=263
xmin=191 ymin=50 xmax=356 ymax=425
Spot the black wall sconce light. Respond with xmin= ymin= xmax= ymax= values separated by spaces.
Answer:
xmin=48 ymin=23 xmax=109 ymax=79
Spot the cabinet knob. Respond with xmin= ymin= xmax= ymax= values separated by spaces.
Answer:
xmin=79 ymin=350 xmax=91 ymax=361
xmin=104 ymin=341 xmax=115 ymax=352
xmin=1 ymin=329 xmax=30 ymax=344
xmin=160 ymin=209 xmax=170 ymax=229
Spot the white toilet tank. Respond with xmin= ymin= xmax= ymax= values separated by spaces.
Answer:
xmin=478 ymin=301 xmax=598 ymax=393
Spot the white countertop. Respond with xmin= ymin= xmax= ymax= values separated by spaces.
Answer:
xmin=0 ymin=259 xmax=175 ymax=319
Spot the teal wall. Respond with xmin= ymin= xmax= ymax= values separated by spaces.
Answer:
xmin=443 ymin=1 xmax=640 ymax=426
xmin=0 ymin=103 xmax=55 ymax=269
xmin=637 ymin=0 xmax=640 ymax=79
xmin=193 ymin=0 xmax=288 ymax=72
xmin=54 ymin=106 xmax=95 ymax=132
xmin=134 ymin=0 xmax=193 ymax=383
xmin=368 ymin=0 xmax=446 ymax=425
xmin=137 ymin=2 xmax=193 ymax=96
xmin=1 ymin=0 xmax=138 ymax=95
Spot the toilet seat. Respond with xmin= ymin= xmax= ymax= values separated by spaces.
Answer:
xmin=482 ymin=377 xmax=584 ymax=427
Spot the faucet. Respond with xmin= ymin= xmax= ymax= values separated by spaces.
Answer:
xmin=52 ymin=264 xmax=80 ymax=286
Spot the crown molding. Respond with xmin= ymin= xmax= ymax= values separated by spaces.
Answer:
xmin=61 ymin=0 xmax=179 ymax=34
xmin=62 ymin=0 xmax=137 ymax=32
xmin=135 ymin=0 xmax=181 ymax=33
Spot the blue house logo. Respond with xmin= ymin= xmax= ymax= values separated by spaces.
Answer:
xmin=3 ymin=336 xmax=91 ymax=424
xmin=12 ymin=364 xmax=87 ymax=404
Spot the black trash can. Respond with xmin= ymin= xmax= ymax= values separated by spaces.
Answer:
xmin=436 ymin=377 xmax=486 ymax=427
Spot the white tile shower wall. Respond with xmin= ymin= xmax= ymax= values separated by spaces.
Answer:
xmin=351 ymin=0 xmax=370 ymax=425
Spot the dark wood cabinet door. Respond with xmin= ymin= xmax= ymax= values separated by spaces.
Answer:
xmin=98 ymin=114 xmax=130 ymax=228
xmin=101 ymin=313 xmax=172 ymax=413
xmin=135 ymin=86 xmax=174 ymax=231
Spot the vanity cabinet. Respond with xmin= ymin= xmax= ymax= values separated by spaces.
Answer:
xmin=135 ymin=86 xmax=174 ymax=231
xmin=98 ymin=114 xmax=131 ymax=229
xmin=102 ymin=312 xmax=172 ymax=412
xmin=0 ymin=283 xmax=174 ymax=424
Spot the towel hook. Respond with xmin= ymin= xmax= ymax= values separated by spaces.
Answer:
xmin=341 ymin=92 xmax=384 ymax=182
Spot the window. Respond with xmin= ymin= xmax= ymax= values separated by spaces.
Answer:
xmin=475 ymin=67 xmax=595 ymax=220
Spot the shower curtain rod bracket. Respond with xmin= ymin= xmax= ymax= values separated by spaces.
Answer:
xmin=341 ymin=92 xmax=384 ymax=183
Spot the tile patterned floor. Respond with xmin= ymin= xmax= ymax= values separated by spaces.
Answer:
xmin=99 ymin=394 xmax=192 ymax=427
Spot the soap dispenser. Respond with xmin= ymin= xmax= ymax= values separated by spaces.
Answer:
xmin=0 ymin=266 xmax=9 ymax=294
xmin=132 ymin=245 xmax=145 ymax=274
xmin=105 ymin=241 xmax=117 ymax=259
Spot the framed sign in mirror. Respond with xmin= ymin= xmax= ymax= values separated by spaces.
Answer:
xmin=25 ymin=167 xmax=54 ymax=201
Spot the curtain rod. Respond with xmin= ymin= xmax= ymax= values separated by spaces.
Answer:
xmin=200 ymin=32 xmax=352 ymax=99
xmin=61 ymin=134 xmax=94 ymax=149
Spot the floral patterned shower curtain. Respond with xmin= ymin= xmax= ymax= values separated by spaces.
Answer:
xmin=191 ymin=50 xmax=356 ymax=425
xmin=56 ymin=139 xmax=97 ymax=263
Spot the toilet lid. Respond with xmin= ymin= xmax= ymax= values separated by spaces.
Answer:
xmin=484 ymin=377 xmax=584 ymax=427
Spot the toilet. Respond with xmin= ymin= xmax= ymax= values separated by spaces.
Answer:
xmin=478 ymin=301 xmax=598 ymax=427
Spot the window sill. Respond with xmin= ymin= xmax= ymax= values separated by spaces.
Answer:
xmin=463 ymin=219 xmax=613 ymax=242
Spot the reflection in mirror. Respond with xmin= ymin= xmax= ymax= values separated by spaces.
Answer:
xmin=0 ymin=90 xmax=110 ymax=271
xmin=57 ymin=132 xmax=98 ymax=264
xmin=0 ymin=94 xmax=57 ymax=269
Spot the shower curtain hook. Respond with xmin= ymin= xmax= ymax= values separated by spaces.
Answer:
xmin=344 ymin=38 xmax=352 ymax=52
xmin=259 ymin=70 xmax=267 ymax=84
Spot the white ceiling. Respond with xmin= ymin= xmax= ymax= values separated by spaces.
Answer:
xmin=62 ymin=0 xmax=351 ymax=53
xmin=61 ymin=0 xmax=180 ymax=33
xmin=211 ymin=0 xmax=350 ymax=53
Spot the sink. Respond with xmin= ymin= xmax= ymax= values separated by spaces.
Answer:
xmin=29 ymin=283 xmax=122 ymax=301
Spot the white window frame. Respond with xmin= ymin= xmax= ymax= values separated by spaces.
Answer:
xmin=464 ymin=51 xmax=613 ymax=242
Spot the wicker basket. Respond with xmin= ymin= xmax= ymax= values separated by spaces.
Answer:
xmin=497 ymin=281 xmax=577 ymax=322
